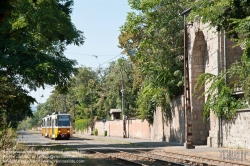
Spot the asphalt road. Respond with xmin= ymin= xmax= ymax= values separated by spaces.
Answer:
xmin=15 ymin=131 xmax=113 ymax=165
xmin=17 ymin=131 xmax=91 ymax=146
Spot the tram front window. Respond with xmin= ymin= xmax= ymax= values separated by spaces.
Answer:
xmin=57 ymin=116 xmax=70 ymax=126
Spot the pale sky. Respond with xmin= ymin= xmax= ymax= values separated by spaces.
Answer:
xmin=29 ymin=0 xmax=131 ymax=105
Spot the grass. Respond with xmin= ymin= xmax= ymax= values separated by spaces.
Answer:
xmin=32 ymin=144 xmax=75 ymax=151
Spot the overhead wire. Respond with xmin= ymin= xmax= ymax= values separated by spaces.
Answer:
xmin=65 ymin=51 xmax=123 ymax=67
xmin=98 ymin=54 xmax=123 ymax=67
xmin=65 ymin=52 xmax=119 ymax=57
xmin=92 ymin=55 xmax=100 ymax=65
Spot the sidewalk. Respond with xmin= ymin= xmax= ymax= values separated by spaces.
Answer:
xmin=73 ymin=134 xmax=250 ymax=165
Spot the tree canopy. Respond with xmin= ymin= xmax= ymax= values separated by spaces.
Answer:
xmin=21 ymin=0 xmax=250 ymax=129
xmin=0 ymin=0 xmax=84 ymax=127
xmin=118 ymin=0 xmax=186 ymax=122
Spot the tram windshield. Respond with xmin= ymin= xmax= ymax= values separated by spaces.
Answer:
xmin=57 ymin=115 xmax=70 ymax=126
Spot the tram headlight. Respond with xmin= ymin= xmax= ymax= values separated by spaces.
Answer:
xmin=67 ymin=130 xmax=69 ymax=132
xmin=59 ymin=130 xmax=61 ymax=133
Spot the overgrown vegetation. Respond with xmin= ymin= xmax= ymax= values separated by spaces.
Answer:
xmin=190 ymin=0 xmax=250 ymax=119
xmin=195 ymin=72 xmax=247 ymax=120
xmin=75 ymin=119 xmax=90 ymax=132
xmin=94 ymin=128 xmax=98 ymax=136
xmin=0 ymin=121 xmax=56 ymax=166
xmin=118 ymin=0 xmax=186 ymax=123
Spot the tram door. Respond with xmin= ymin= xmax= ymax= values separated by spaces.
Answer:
xmin=45 ymin=118 xmax=48 ymax=137
xmin=52 ymin=119 xmax=54 ymax=137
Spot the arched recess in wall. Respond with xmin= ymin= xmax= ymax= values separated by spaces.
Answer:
xmin=190 ymin=30 xmax=207 ymax=121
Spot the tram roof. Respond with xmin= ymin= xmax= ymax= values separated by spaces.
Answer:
xmin=43 ymin=112 xmax=70 ymax=118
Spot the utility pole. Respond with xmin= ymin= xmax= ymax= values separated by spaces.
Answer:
xmin=181 ymin=8 xmax=195 ymax=149
xmin=73 ymin=100 xmax=76 ymax=123
xmin=121 ymin=75 xmax=126 ymax=138
xmin=64 ymin=96 xmax=67 ymax=113
xmin=90 ymin=89 xmax=94 ymax=135
xmin=91 ymin=89 xmax=93 ymax=116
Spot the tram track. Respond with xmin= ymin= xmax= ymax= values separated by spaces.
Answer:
xmin=128 ymin=149 xmax=249 ymax=166
xmin=21 ymin=131 xmax=249 ymax=166
xmin=84 ymin=148 xmax=250 ymax=166
xmin=85 ymin=149 xmax=149 ymax=166
xmin=85 ymin=149 xmax=186 ymax=166
xmin=121 ymin=149 xmax=209 ymax=166
xmin=154 ymin=149 xmax=250 ymax=166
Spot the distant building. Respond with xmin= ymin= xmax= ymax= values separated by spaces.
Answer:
xmin=110 ymin=109 xmax=122 ymax=120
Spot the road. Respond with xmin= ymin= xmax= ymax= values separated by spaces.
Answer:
xmin=15 ymin=131 xmax=250 ymax=166
xmin=17 ymin=130 xmax=89 ymax=145
xmin=16 ymin=131 xmax=116 ymax=166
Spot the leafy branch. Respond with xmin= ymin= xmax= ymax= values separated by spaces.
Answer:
xmin=194 ymin=71 xmax=246 ymax=121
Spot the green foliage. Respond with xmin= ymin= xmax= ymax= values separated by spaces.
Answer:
xmin=0 ymin=0 xmax=84 ymax=91
xmin=119 ymin=0 xmax=185 ymax=97
xmin=195 ymin=72 xmax=246 ymax=120
xmin=0 ymin=77 xmax=35 ymax=128
xmin=230 ymin=50 xmax=250 ymax=105
xmin=100 ymin=58 xmax=137 ymax=118
xmin=28 ymin=101 xmax=56 ymax=128
xmin=190 ymin=0 xmax=250 ymax=119
xmin=0 ymin=123 xmax=54 ymax=165
xmin=75 ymin=119 xmax=90 ymax=132
xmin=94 ymin=128 xmax=98 ymax=136
xmin=119 ymin=0 xmax=185 ymax=122
xmin=0 ymin=0 xmax=84 ymax=126
xmin=0 ymin=125 xmax=17 ymax=151
xmin=137 ymin=82 xmax=170 ymax=124
xmin=188 ymin=0 xmax=250 ymax=32
xmin=188 ymin=0 xmax=250 ymax=61
xmin=69 ymin=66 xmax=100 ymax=119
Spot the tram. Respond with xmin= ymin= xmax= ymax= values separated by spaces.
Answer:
xmin=41 ymin=112 xmax=72 ymax=140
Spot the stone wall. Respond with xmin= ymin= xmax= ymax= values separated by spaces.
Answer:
xmin=188 ymin=22 xmax=217 ymax=145
xmin=152 ymin=96 xmax=185 ymax=143
xmin=188 ymin=20 xmax=243 ymax=146
xmin=208 ymin=109 xmax=250 ymax=149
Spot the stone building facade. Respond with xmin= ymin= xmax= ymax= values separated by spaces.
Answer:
xmin=187 ymin=19 xmax=248 ymax=147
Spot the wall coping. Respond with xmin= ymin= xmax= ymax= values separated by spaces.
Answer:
xmin=236 ymin=108 xmax=250 ymax=112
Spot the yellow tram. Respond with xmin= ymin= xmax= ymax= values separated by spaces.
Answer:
xmin=41 ymin=112 xmax=72 ymax=140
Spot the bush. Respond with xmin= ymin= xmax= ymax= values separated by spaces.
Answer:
xmin=75 ymin=119 xmax=90 ymax=132
xmin=94 ymin=128 xmax=98 ymax=136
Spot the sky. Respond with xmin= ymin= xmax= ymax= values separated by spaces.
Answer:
xmin=29 ymin=0 xmax=132 ymax=105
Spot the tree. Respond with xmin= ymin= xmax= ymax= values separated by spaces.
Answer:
xmin=69 ymin=66 xmax=99 ymax=119
xmin=0 ymin=0 xmax=84 ymax=127
xmin=99 ymin=58 xmax=136 ymax=118
xmin=119 ymin=0 xmax=186 ymax=123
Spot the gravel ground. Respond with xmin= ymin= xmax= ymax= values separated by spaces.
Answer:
xmin=74 ymin=134 xmax=250 ymax=165
xmin=26 ymin=131 xmax=250 ymax=165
